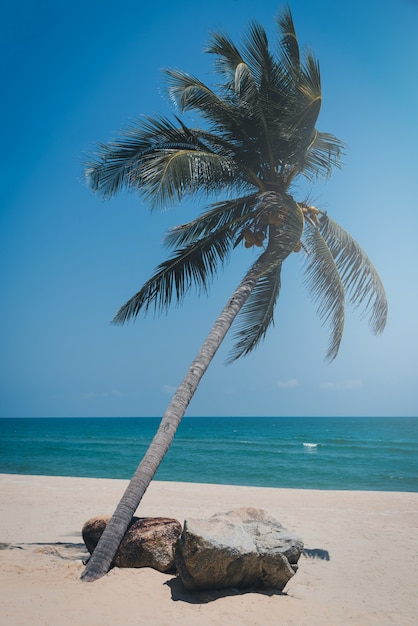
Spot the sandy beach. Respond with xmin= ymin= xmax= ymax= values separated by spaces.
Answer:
xmin=1 ymin=474 xmax=417 ymax=625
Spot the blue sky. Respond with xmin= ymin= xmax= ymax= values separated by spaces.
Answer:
xmin=1 ymin=0 xmax=417 ymax=418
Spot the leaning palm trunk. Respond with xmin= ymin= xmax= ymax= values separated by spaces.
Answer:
xmin=81 ymin=255 xmax=268 ymax=582
xmin=81 ymin=204 xmax=302 ymax=583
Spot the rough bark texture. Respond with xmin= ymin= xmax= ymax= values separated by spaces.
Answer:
xmin=174 ymin=507 xmax=304 ymax=591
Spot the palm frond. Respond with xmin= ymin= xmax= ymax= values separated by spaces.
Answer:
xmin=112 ymin=229 xmax=234 ymax=323
xmin=268 ymin=12 xmax=326 ymax=180
xmin=299 ymin=53 xmax=321 ymax=102
xmin=165 ymin=69 xmax=234 ymax=116
xmin=164 ymin=194 xmax=261 ymax=248
xmin=165 ymin=68 xmax=258 ymax=150
xmin=241 ymin=21 xmax=274 ymax=88
xmin=227 ymin=192 xmax=304 ymax=361
xmin=302 ymin=221 xmax=345 ymax=361
xmin=205 ymin=15 xmax=304 ymax=173
xmin=85 ymin=114 xmax=248 ymax=206
xmin=319 ymin=215 xmax=388 ymax=334
xmin=228 ymin=262 xmax=282 ymax=362
xmin=233 ymin=62 xmax=258 ymax=104
xmin=300 ymin=131 xmax=345 ymax=181
xmin=206 ymin=31 xmax=244 ymax=80
xmin=85 ymin=115 xmax=205 ymax=200
xmin=164 ymin=68 xmax=266 ymax=168
xmin=284 ymin=52 xmax=321 ymax=145
xmin=138 ymin=148 xmax=239 ymax=206
xmin=276 ymin=5 xmax=300 ymax=69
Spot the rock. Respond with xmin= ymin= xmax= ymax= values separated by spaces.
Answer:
xmin=82 ymin=516 xmax=182 ymax=573
xmin=174 ymin=507 xmax=303 ymax=591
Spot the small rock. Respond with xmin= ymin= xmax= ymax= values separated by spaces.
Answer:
xmin=82 ymin=516 xmax=182 ymax=573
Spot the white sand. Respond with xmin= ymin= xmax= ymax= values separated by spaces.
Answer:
xmin=1 ymin=473 xmax=417 ymax=625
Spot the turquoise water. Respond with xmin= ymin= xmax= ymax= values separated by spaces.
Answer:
xmin=1 ymin=416 xmax=417 ymax=491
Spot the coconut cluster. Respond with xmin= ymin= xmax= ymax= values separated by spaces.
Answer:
xmin=241 ymin=205 xmax=310 ymax=252
xmin=242 ymin=229 xmax=266 ymax=248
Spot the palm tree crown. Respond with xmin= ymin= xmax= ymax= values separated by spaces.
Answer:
xmin=86 ymin=7 xmax=387 ymax=361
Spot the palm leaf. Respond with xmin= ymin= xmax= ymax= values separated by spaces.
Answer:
xmin=233 ymin=61 xmax=259 ymax=104
xmin=86 ymin=114 xmax=248 ymax=206
xmin=164 ymin=193 xmax=261 ymax=248
xmin=299 ymin=53 xmax=322 ymax=103
xmin=302 ymin=221 xmax=345 ymax=361
xmin=206 ymin=31 xmax=245 ymax=80
xmin=164 ymin=68 xmax=257 ymax=148
xmin=276 ymin=5 xmax=300 ymax=69
xmin=228 ymin=261 xmax=282 ymax=362
xmin=165 ymin=69 xmax=235 ymax=116
xmin=85 ymin=115 xmax=204 ymax=199
xmin=112 ymin=229 xmax=233 ymax=323
xmin=205 ymin=17 xmax=304 ymax=173
xmin=164 ymin=69 xmax=269 ymax=174
xmin=139 ymin=148 xmax=239 ymax=205
xmin=228 ymin=193 xmax=305 ymax=361
xmin=241 ymin=21 xmax=274 ymax=88
xmin=282 ymin=52 xmax=322 ymax=154
xmin=300 ymin=131 xmax=345 ymax=181
xmin=319 ymin=215 xmax=388 ymax=334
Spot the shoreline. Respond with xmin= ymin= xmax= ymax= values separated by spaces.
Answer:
xmin=1 ymin=474 xmax=418 ymax=624
xmin=2 ymin=470 xmax=416 ymax=494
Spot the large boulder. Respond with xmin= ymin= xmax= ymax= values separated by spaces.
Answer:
xmin=82 ymin=516 xmax=182 ymax=573
xmin=174 ymin=507 xmax=303 ymax=591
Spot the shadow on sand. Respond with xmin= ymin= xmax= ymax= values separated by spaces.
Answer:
xmin=302 ymin=548 xmax=330 ymax=561
xmin=165 ymin=546 xmax=331 ymax=603
xmin=0 ymin=541 xmax=88 ymax=560
xmin=165 ymin=577 xmax=286 ymax=603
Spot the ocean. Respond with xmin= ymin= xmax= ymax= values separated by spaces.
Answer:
xmin=1 ymin=416 xmax=417 ymax=492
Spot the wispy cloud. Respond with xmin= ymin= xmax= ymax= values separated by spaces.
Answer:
xmin=320 ymin=379 xmax=364 ymax=391
xmin=163 ymin=384 xmax=177 ymax=395
xmin=276 ymin=378 xmax=299 ymax=389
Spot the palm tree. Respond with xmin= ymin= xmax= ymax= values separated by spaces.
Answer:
xmin=81 ymin=7 xmax=387 ymax=582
